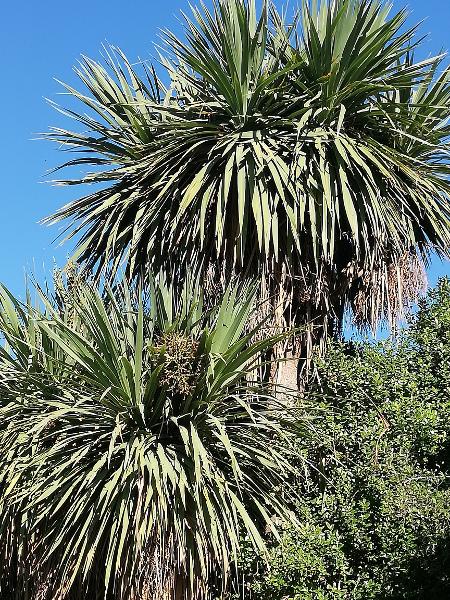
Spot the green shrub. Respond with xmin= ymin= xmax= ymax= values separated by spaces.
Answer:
xmin=234 ymin=278 xmax=450 ymax=600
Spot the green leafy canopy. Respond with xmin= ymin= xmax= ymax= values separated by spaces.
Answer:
xmin=0 ymin=273 xmax=308 ymax=599
xmin=44 ymin=0 xmax=450 ymax=334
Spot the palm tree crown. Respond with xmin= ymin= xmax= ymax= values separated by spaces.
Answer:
xmin=45 ymin=0 xmax=450 ymax=352
xmin=0 ymin=273 xmax=304 ymax=599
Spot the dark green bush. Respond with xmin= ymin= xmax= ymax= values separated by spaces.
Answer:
xmin=235 ymin=278 xmax=450 ymax=600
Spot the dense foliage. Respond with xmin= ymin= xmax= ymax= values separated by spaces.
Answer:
xmin=1 ymin=0 xmax=449 ymax=598
xmin=235 ymin=278 xmax=450 ymax=599
xmin=45 ymin=0 xmax=450 ymax=354
xmin=0 ymin=274 xmax=306 ymax=600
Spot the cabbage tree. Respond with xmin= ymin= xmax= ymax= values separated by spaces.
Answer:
xmin=0 ymin=274 xmax=305 ymax=599
xmin=45 ymin=0 xmax=450 ymax=369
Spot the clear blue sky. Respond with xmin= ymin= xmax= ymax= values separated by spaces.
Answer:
xmin=1 ymin=0 xmax=449 ymax=298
